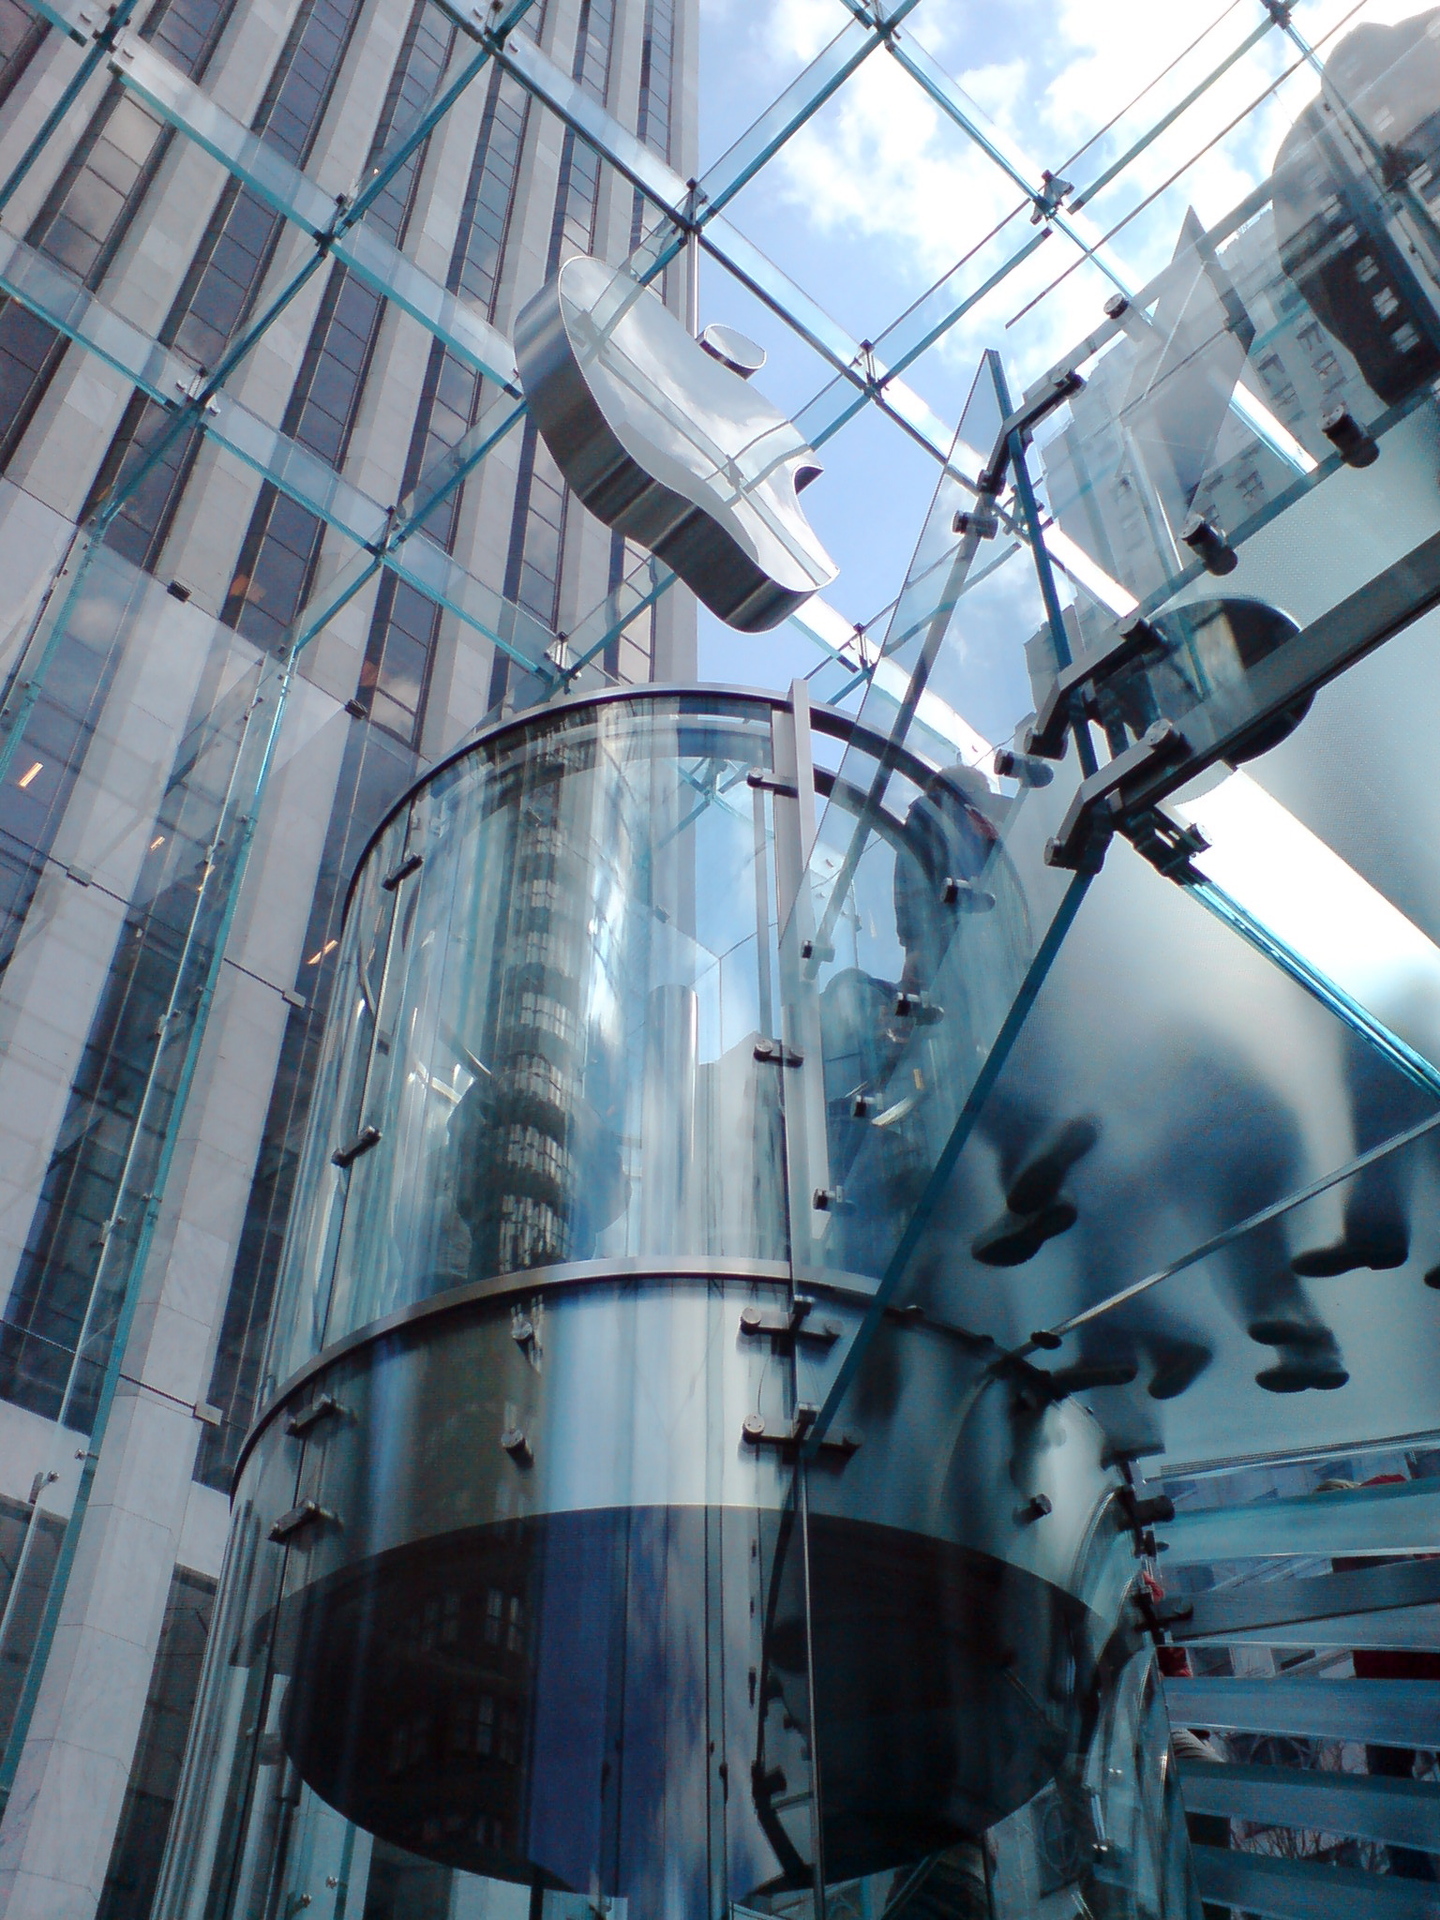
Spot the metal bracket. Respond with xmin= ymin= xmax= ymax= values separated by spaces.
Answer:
xmin=1044 ymin=720 xmax=1190 ymax=873
xmin=381 ymin=852 xmax=423 ymax=891
xmin=285 ymin=1393 xmax=341 ymax=1438
xmin=1124 ymin=811 xmax=1209 ymax=884
xmin=742 ymin=1409 xmax=861 ymax=1460
xmin=1008 ymin=1357 xmax=1138 ymax=1413
xmin=952 ymin=507 xmax=999 ymax=539
xmin=1131 ymin=1588 xmax=1184 ymax=1639
xmin=753 ymin=1038 xmax=804 ymax=1066
xmin=739 ymin=1298 xmax=840 ymax=1347
xmin=1119 ymin=1489 xmax=1176 ymax=1529
xmin=172 ymin=369 xmax=221 ymax=417
xmin=942 ymin=875 xmax=994 ymax=910
xmin=1026 ymin=613 xmax=1166 ymax=760
xmin=746 ymin=769 xmax=800 ymax=798
xmin=268 ymin=1499 xmax=337 ymax=1543
xmin=332 ymin=1124 xmax=381 ymax=1169
xmin=980 ymin=369 xmax=1085 ymax=493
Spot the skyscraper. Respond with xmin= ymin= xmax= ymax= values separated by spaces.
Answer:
xmin=0 ymin=1 xmax=695 ymax=1912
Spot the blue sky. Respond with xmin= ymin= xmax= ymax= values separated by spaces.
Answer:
xmin=691 ymin=0 xmax=1406 ymax=694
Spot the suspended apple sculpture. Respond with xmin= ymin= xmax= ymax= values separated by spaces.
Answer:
xmin=515 ymin=256 xmax=837 ymax=632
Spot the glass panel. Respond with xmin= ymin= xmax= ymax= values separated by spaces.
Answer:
xmin=150 ymin=1416 xmax=306 ymax=1920
xmin=1160 ymin=1470 xmax=1440 ymax=1566
xmin=886 ymin=824 xmax=1440 ymax=1450
xmin=265 ymin=692 xmax=798 ymax=1388
xmin=1024 ymin=145 xmax=1440 ymax=812
xmin=1235 ymin=567 xmax=1440 ymax=967
xmin=696 ymin=8 xmax=914 ymax=220
xmin=0 ymin=522 xmax=347 ymax=1790
xmin=801 ymin=1300 xmax=1187 ymax=1916
xmin=108 ymin=34 xmax=520 ymax=389
xmin=779 ymin=359 xmax=1092 ymax=1348
xmin=1062 ymin=1118 xmax=1440 ymax=1477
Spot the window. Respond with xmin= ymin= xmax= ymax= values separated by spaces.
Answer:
xmin=220 ymin=3 xmax=454 ymax=651
xmin=0 ymin=0 xmax=234 ymax=467
xmin=89 ymin=0 xmax=368 ymax=570
xmin=0 ymin=1494 xmax=66 ymax=1759
xmin=95 ymin=1570 xmax=216 ymax=1920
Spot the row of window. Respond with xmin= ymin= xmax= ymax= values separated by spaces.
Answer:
xmin=0 ymin=0 xmax=678 ymax=1442
xmin=191 ymin=21 xmax=549 ymax=1488
xmin=0 ymin=0 xmax=396 ymax=1426
xmin=386 ymin=1692 xmax=522 ymax=1777
xmin=96 ymin=1568 xmax=215 ymax=1920
xmin=357 ymin=64 xmax=534 ymax=742
xmin=193 ymin=720 xmax=420 ymax=1490
xmin=88 ymin=0 xmax=370 ymax=569
xmin=0 ymin=647 xmax=269 ymax=1428
xmin=414 ymin=1583 xmax=524 ymax=1653
xmin=0 ymin=0 xmax=233 ymax=468
xmin=490 ymin=0 xmax=621 ymax=706
xmin=0 ymin=0 xmax=676 ymax=1893
xmin=221 ymin=0 xmax=457 ymax=655
xmin=0 ymin=0 xmax=45 ymax=101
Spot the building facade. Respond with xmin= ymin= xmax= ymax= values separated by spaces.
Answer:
xmin=0 ymin=0 xmax=696 ymax=1912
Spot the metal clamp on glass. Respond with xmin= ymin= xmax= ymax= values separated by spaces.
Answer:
xmin=745 ymin=769 xmax=800 ymax=797
xmin=1124 ymin=811 xmax=1210 ymax=884
xmin=741 ymin=1410 xmax=861 ymax=1460
xmin=381 ymin=852 xmax=423 ymax=891
xmin=1007 ymin=1357 xmax=1139 ymax=1412
xmin=332 ymin=1124 xmax=382 ymax=1168
xmin=753 ymin=1038 xmax=803 ymax=1066
xmin=1025 ymin=613 xmax=1166 ymax=761
xmin=976 ymin=368 xmax=1086 ymax=495
xmin=285 ymin=1393 xmax=341 ymax=1438
xmin=268 ymin=1500 xmax=338 ymax=1543
xmin=1044 ymin=720 xmax=1191 ymax=872
xmin=739 ymin=1300 xmax=841 ymax=1348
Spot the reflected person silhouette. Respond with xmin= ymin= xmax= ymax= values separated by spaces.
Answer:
xmin=1291 ymin=1027 xmax=1437 ymax=1279
xmin=995 ymin=1040 xmax=1349 ymax=1399
xmin=819 ymin=760 xmax=1017 ymax=1262
xmin=890 ymin=761 xmax=1105 ymax=1269
xmin=1136 ymin=1045 xmax=1348 ymax=1393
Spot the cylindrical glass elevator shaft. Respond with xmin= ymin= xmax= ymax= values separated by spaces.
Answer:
xmin=155 ymin=689 xmax=1177 ymax=1920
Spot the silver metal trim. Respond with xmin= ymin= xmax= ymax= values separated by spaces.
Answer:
xmin=232 ymin=1254 xmax=890 ymax=1493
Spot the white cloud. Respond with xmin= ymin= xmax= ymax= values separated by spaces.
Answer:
xmin=711 ymin=0 xmax=1421 ymax=388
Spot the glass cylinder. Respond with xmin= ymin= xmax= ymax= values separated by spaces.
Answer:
xmin=155 ymin=689 xmax=1145 ymax=1920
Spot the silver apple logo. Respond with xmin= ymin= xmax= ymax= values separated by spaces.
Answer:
xmin=515 ymin=256 xmax=837 ymax=632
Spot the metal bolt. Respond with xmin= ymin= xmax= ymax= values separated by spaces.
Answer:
xmin=1320 ymin=403 xmax=1379 ymax=468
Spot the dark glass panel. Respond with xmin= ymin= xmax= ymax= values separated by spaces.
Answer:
xmin=96 ymin=1570 xmax=217 ymax=1920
